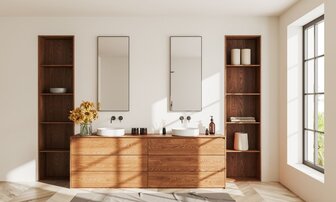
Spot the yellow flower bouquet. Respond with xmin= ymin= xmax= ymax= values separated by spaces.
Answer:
xmin=69 ymin=101 xmax=98 ymax=135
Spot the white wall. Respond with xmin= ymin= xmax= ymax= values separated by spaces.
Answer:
xmin=0 ymin=16 xmax=279 ymax=182
xmin=279 ymin=0 xmax=336 ymax=201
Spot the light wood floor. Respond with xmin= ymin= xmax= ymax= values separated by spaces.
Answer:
xmin=0 ymin=181 xmax=303 ymax=202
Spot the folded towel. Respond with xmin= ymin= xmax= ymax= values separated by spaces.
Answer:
xmin=230 ymin=117 xmax=256 ymax=122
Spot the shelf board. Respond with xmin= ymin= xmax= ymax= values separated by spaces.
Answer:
xmin=226 ymin=122 xmax=260 ymax=125
xmin=226 ymin=64 xmax=260 ymax=68
xmin=40 ymin=121 xmax=73 ymax=125
xmin=226 ymin=93 xmax=260 ymax=96
xmin=227 ymin=149 xmax=260 ymax=153
xmin=39 ymin=176 xmax=69 ymax=181
xmin=226 ymin=177 xmax=260 ymax=182
xmin=40 ymin=149 xmax=70 ymax=153
xmin=40 ymin=64 xmax=73 ymax=67
xmin=40 ymin=93 xmax=73 ymax=96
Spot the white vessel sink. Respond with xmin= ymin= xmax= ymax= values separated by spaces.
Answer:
xmin=97 ymin=128 xmax=125 ymax=137
xmin=172 ymin=128 xmax=199 ymax=137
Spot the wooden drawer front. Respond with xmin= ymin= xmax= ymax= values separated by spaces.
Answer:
xmin=71 ymin=138 xmax=147 ymax=155
xmin=148 ymin=172 xmax=225 ymax=188
xmin=148 ymin=138 xmax=225 ymax=155
xmin=71 ymin=156 xmax=147 ymax=172
xmin=148 ymin=156 xmax=225 ymax=172
xmin=71 ymin=172 xmax=147 ymax=188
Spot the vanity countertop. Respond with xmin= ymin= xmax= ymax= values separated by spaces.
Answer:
xmin=71 ymin=134 xmax=224 ymax=138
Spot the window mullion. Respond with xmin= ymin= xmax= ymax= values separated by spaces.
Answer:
xmin=303 ymin=15 xmax=324 ymax=172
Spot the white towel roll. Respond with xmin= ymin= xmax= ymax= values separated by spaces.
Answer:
xmin=234 ymin=132 xmax=249 ymax=151
xmin=241 ymin=49 xmax=251 ymax=65
xmin=231 ymin=49 xmax=241 ymax=65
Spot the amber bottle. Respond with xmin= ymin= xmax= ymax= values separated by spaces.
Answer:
xmin=209 ymin=116 xmax=215 ymax=135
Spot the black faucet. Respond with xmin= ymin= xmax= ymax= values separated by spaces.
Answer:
xmin=186 ymin=116 xmax=191 ymax=122
xmin=118 ymin=116 xmax=123 ymax=122
xmin=179 ymin=116 xmax=184 ymax=124
xmin=110 ymin=116 xmax=116 ymax=123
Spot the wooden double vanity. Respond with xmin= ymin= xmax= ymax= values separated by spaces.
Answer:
xmin=70 ymin=135 xmax=226 ymax=188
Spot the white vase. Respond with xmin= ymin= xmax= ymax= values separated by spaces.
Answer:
xmin=231 ymin=49 xmax=241 ymax=65
xmin=234 ymin=132 xmax=249 ymax=151
xmin=241 ymin=49 xmax=251 ymax=65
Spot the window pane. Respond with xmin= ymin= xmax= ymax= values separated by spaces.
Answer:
xmin=305 ymin=95 xmax=314 ymax=129
xmin=305 ymin=130 xmax=314 ymax=163
xmin=305 ymin=26 xmax=315 ymax=59
xmin=305 ymin=60 xmax=314 ymax=93
xmin=317 ymin=133 xmax=324 ymax=167
xmin=317 ymin=57 xmax=324 ymax=93
xmin=317 ymin=21 xmax=324 ymax=56
xmin=303 ymin=17 xmax=325 ymax=172
xmin=317 ymin=95 xmax=324 ymax=132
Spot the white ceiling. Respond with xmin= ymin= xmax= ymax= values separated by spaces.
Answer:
xmin=0 ymin=0 xmax=298 ymax=17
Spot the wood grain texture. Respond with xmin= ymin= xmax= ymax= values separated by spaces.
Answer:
xmin=226 ymin=67 xmax=260 ymax=93
xmin=38 ymin=36 xmax=74 ymax=181
xmin=225 ymin=36 xmax=260 ymax=65
xmin=41 ymin=124 xmax=73 ymax=150
xmin=71 ymin=137 xmax=147 ymax=155
xmin=71 ymin=172 xmax=147 ymax=188
xmin=71 ymin=134 xmax=224 ymax=138
xmin=70 ymin=136 xmax=226 ymax=188
xmin=0 ymin=181 xmax=303 ymax=202
xmin=71 ymin=155 xmax=147 ymax=172
xmin=225 ymin=35 xmax=261 ymax=181
xmin=148 ymin=156 xmax=225 ymax=172
xmin=42 ymin=38 xmax=73 ymax=65
xmin=226 ymin=96 xmax=260 ymax=122
xmin=41 ymin=96 xmax=73 ymax=122
xmin=42 ymin=67 xmax=74 ymax=93
xmin=226 ymin=152 xmax=260 ymax=180
xmin=148 ymin=172 xmax=225 ymax=188
xmin=40 ymin=152 xmax=70 ymax=179
xmin=226 ymin=124 xmax=260 ymax=151
xmin=148 ymin=138 xmax=225 ymax=155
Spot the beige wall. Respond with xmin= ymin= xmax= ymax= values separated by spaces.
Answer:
xmin=0 ymin=16 xmax=279 ymax=181
xmin=279 ymin=0 xmax=336 ymax=201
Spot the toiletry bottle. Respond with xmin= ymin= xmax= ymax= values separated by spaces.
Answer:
xmin=209 ymin=116 xmax=215 ymax=135
xmin=162 ymin=127 xmax=166 ymax=135
xmin=205 ymin=128 xmax=209 ymax=135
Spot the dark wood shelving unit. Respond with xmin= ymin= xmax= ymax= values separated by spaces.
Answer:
xmin=226 ymin=122 xmax=260 ymax=125
xmin=226 ymin=65 xmax=260 ymax=68
xmin=225 ymin=35 xmax=261 ymax=181
xmin=40 ymin=93 xmax=74 ymax=96
xmin=40 ymin=122 xmax=73 ymax=124
xmin=41 ymin=64 xmax=73 ymax=67
xmin=226 ymin=93 xmax=260 ymax=96
xmin=40 ymin=150 xmax=70 ymax=153
xmin=227 ymin=149 xmax=260 ymax=153
xmin=38 ymin=36 xmax=74 ymax=181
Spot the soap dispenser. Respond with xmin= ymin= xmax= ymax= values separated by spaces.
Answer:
xmin=209 ymin=116 xmax=215 ymax=135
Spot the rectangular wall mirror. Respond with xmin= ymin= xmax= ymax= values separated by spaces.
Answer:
xmin=98 ymin=36 xmax=129 ymax=111
xmin=170 ymin=36 xmax=202 ymax=111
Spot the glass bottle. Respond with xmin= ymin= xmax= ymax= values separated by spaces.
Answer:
xmin=209 ymin=116 xmax=215 ymax=135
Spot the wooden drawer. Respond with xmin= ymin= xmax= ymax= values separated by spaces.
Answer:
xmin=71 ymin=137 xmax=147 ymax=155
xmin=71 ymin=155 xmax=147 ymax=172
xmin=148 ymin=138 xmax=225 ymax=155
xmin=148 ymin=156 xmax=225 ymax=172
xmin=148 ymin=171 xmax=225 ymax=188
xmin=71 ymin=172 xmax=147 ymax=188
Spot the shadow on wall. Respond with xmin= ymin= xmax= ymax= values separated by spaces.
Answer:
xmin=1 ymin=116 xmax=37 ymax=181
xmin=3 ymin=160 xmax=36 ymax=181
xmin=151 ymin=72 xmax=223 ymax=134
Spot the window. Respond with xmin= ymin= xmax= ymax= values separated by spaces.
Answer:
xmin=303 ymin=15 xmax=324 ymax=172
